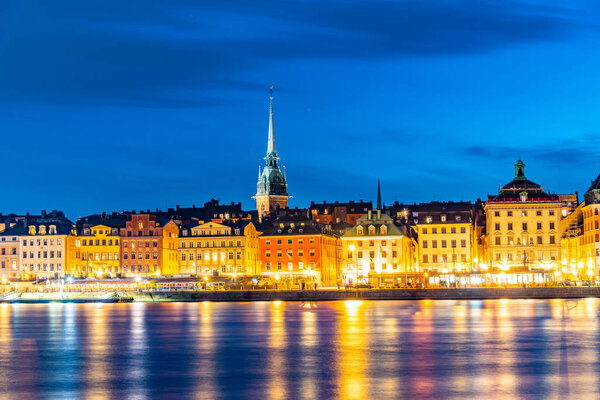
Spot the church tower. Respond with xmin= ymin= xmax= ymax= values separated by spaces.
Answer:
xmin=254 ymin=87 xmax=289 ymax=221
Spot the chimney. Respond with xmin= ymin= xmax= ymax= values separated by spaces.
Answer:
xmin=41 ymin=210 xmax=47 ymax=218
xmin=377 ymin=210 xmax=381 ymax=219
xmin=368 ymin=210 xmax=372 ymax=219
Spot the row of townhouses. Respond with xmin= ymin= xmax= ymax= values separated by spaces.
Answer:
xmin=0 ymin=94 xmax=596 ymax=287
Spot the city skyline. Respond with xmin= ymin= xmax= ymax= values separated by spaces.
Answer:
xmin=2 ymin=1 xmax=600 ymax=216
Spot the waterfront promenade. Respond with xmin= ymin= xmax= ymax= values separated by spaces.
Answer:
xmin=3 ymin=287 xmax=600 ymax=303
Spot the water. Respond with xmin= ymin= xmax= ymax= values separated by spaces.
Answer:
xmin=0 ymin=299 xmax=598 ymax=399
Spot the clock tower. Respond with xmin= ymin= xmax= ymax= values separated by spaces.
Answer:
xmin=254 ymin=88 xmax=290 ymax=221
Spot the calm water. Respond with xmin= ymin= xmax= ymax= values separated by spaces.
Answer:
xmin=0 ymin=299 xmax=598 ymax=399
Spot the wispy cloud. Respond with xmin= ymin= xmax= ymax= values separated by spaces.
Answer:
xmin=0 ymin=0 xmax=579 ymax=107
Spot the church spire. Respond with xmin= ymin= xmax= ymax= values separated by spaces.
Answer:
xmin=267 ymin=85 xmax=276 ymax=156
xmin=377 ymin=179 xmax=382 ymax=210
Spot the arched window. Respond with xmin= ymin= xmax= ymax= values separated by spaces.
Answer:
xmin=380 ymin=225 xmax=387 ymax=235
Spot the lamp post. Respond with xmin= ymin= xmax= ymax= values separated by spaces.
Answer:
xmin=349 ymin=244 xmax=356 ymax=286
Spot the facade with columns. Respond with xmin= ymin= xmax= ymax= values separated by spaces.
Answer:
xmin=254 ymin=90 xmax=289 ymax=221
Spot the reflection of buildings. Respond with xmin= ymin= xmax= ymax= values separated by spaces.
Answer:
xmin=341 ymin=210 xmax=416 ymax=285
xmin=485 ymin=159 xmax=563 ymax=277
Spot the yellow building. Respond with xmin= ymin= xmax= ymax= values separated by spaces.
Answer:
xmin=161 ymin=220 xmax=180 ymax=276
xmin=75 ymin=224 xmax=121 ymax=278
xmin=485 ymin=159 xmax=562 ymax=283
xmin=341 ymin=210 xmax=416 ymax=287
xmin=416 ymin=201 xmax=476 ymax=273
xmin=178 ymin=220 xmax=260 ymax=277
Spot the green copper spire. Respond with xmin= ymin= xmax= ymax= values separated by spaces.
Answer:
xmin=515 ymin=158 xmax=526 ymax=180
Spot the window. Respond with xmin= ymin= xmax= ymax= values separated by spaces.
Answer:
xmin=432 ymin=228 xmax=437 ymax=234
xmin=536 ymin=210 xmax=542 ymax=216
xmin=441 ymin=228 xmax=446 ymax=234
xmin=550 ymin=236 xmax=556 ymax=244
xmin=432 ymin=240 xmax=437 ymax=248
xmin=423 ymin=241 xmax=428 ymax=249
xmin=495 ymin=237 xmax=501 ymax=245
xmin=423 ymin=255 xmax=428 ymax=263
xmin=549 ymin=222 xmax=555 ymax=230
xmin=441 ymin=240 xmax=447 ymax=248
xmin=537 ymin=236 xmax=543 ymax=244
xmin=461 ymin=240 xmax=466 ymax=248
xmin=266 ymin=262 xmax=271 ymax=271
xmin=549 ymin=210 xmax=555 ymax=216
xmin=422 ymin=228 xmax=427 ymax=234
xmin=494 ymin=211 xmax=500 ymax=217
xmin=277 ymin=262 xmax=282 ymax=270
xmin=277 ymin=239 xmax=282 ymax=245
xmin=441 ymin=215 xmax=447 ymax=222
xmin=508 ymin=223 xmax=513 ymax=231
xmin=287 ymin=239 xmax=293 ymax=244
xmin=537 ymin=222 xmax=542 ymax=230
xmin=522 ymin=223 xmax=528 ymax=231
xmin=451 ymin=240 xmax=456 ymax=248
xmin=433 ymin=255 xmax=438 ymax=263
xmin=507 ymin=211 xmax=513 ymax=217
xmin=521 ymin=211 xmax=527 ymax=217
xmin=451 ymin=227 xmax=456 ymax=234
xmin=495 ymin=224 xmax=500 ymax=231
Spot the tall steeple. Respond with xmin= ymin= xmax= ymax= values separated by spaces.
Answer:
xmin=377 ymin=179 xmax=382 ymax=210
xmin=267 ymin=85 xmax=276 ymax=156
xmin=254 ymin=86 xmax=290 ymax=221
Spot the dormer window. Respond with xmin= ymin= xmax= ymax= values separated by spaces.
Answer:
xmin=29 ymin=226 xmax=36 ymax=235
xmin=455 ymin=215 xmax=461 ymax=222
xmin=84 ymin=228 xmax=90 ymax=235
xmin=39 ymin=226 xmax=46 ymax=235
xmin=381 ymin=225 xmax=387 ymax=235
xmin=368 ymin=225 xmax=375 ymax=235
xmin=235 ymin=228 xmax=240 ymax=235
xmin=49 ymin=225 xmax=56 ymax=234
xmin=426 ymin=216 xmax=432 ymax=224
xmin=520 ymin=191 xmax=528 ymax=202
xmin=441 ymin=215 xmax=447 ymax=222
xmin=183 ymin=230 xmax=188 ymax=236
xmin=357 ymin=226 xmax=364 ymax=235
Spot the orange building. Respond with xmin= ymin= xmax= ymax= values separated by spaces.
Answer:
xmin=259 ymin=215 xmax=340 ymax=286
xmin=120 ymin=214 xmax=180 ymax=277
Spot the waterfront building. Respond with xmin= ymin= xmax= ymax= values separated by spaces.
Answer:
xmin=341 ymin=209 xmax=416 ymax=286
xmin=580 ymin=175 xmax=600 ymax=277
xmin=75 ymin=224 xmax=122 ymax=278
xmin=259 ymin=215 xmax=340 ymax=286
xmin=0 ymin=228 xmax=20 ymax=279
xmin=560 ymin=202 xmax=584 ymax=279
xmin=415 ymin=201 xmax=476 ymax=273
xmin=178 ymin=220 xmax=260 ymax=277
xmin=120 ymin=214 xmax=180 ymax=277
xmin=485 ymin=159 xmax=563 ymax=282
xmin=169 ymin=199 xmax=251 ymax=225
xmin=7 ymin=211 xmax=78 ymax=279
xmin=254 ymin=90 xmax=290 ymax=221
xmin=309 ymin=200 xmax=372 ymax=227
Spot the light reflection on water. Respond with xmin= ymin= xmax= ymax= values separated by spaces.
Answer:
xmin=0 ymin=299 xmax=598 ymax=398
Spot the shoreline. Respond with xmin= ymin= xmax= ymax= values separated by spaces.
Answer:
xmin=2 ymin=287 xmax=600 ymax=303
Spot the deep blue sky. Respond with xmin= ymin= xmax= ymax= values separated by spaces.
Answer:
xmin=2 ymin=0 xmax=600 ymax=218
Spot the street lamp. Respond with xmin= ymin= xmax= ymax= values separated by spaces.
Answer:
xmin=349 ymin=244 xmax=357 ymax=285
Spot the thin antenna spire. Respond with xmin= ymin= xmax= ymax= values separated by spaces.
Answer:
xmin=377 ymin=179 xmax=382 ymax=210
xmin=267 ymin=85 xmax=276 ymax=155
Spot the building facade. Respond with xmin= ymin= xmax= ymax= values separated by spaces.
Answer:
xmin=178 ymin=221 xmax=260 ymax=277
xmin=341 ymin=210 xmax=416 ymax=286
xmin=259 ymin=215 xmax=340 ymax=286
xmin=75 ymin=224 xmax=121 ymax=278
xmin=485 ymin=159 xmax=562 ymax=277
xmin=416 ymin=201 xmax=475 ymax=273
xmin=120 ymin=214 xmax=179 ymax=277
xmin=254 ymin=90 xmax=289 ymax=221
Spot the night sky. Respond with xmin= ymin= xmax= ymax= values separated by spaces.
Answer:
xmin=2 ymin=0 xmax=600 ymax=218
